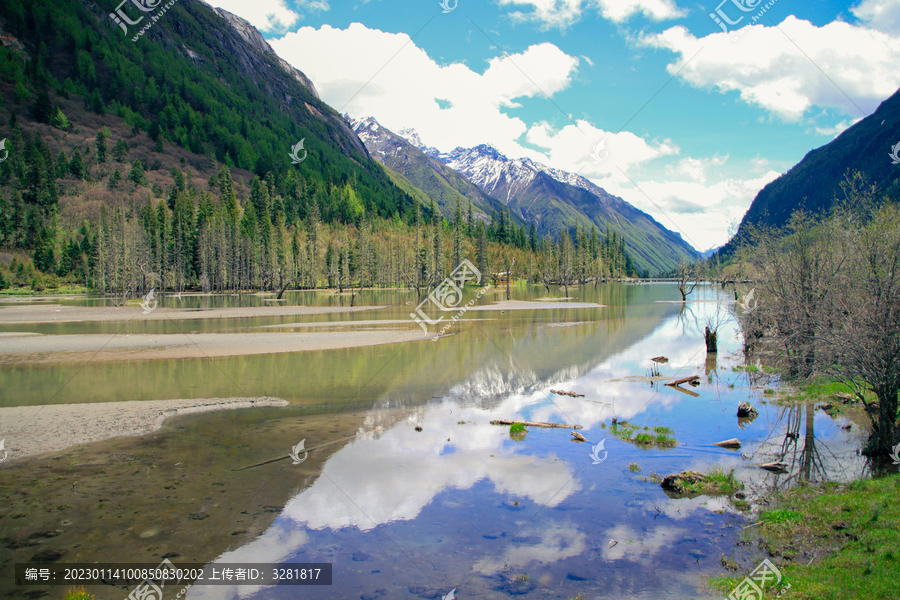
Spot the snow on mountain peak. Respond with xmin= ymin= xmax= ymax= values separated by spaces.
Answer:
xmin=396 ymin=127 xmax=424 ymax=148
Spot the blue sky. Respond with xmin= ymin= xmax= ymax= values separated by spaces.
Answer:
xmin=209 ymin=0 xmax=900 ymax=251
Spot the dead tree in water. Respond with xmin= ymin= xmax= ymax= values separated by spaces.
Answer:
xmin=502 ymin=255 xmax=516 ymax=300
xmin=676 ymin=259 xmax=698 ymax=301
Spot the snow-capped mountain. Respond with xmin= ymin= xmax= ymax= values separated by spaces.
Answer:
xmin=352 ymin=118 xmax=698 ymax=273
xmin=397 ymin=134 xmax=699 ymax=273
xmin=349 ymin=117 xmax=512 ymax=224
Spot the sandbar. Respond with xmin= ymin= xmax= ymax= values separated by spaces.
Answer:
xmin=0 ymin=303 xmax=388 ymax=324
xmin=0 ymin=329 xmax=431 ymax=364
xmin=0 ymin=396 xmax=289 ymax=461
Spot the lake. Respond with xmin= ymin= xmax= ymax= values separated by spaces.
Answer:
xmin=0 ymin=283 xmax=866 ymax=599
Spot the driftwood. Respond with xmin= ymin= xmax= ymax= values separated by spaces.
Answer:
xmin=551 ymin=389 xmax=585 ymax=398
xmin=760 ymin=461 xmax=789 ymax=473
xmin=665 ymin=375 xmax=700 ymax=387
xmin=571 ymin=431 xmax=588 ymax=442
xmin=651 ymin=356 xmax=669 ymax=364
xmin=713 ymin=438 xmax=741 ymax=449
xmin=668 ymin=385 xmax=699 ymax=398
xmin=491 ymin=419 xmax=583 ymax=430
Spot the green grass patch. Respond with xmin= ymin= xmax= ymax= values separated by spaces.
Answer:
xmin=509 ymin=423 xmax=526 ymax=434
xmin=628 ymin=462 xmax=641 ymax=472
xmin=681 ymin=466 xmax=743 ymax=496
xmin=63 ymin=587 xmax=94 ymax=600
xmin=615 ymin=422 xmax=677 ymax=447
xmin=710 ymin=475 xmax=900 ymax=599
xmin=761 ymin=509 xmax=802 ymax=525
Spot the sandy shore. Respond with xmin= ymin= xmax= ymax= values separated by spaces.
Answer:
xmin=0 ymin=303 xmax=388 ymax=324
xmin=0 ymin=329 xmax=432 ymax=364
xmin=0 ymin=397 xmax=289 ymax=461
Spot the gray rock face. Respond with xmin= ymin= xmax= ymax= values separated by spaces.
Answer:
xmin=209 ymin=6 xmax=319 ymax=100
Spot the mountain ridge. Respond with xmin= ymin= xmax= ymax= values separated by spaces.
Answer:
xmin=388 ymin=129 xmax=698 ymax=273
xmin=721 ymin=87 xmax=900 ymax=258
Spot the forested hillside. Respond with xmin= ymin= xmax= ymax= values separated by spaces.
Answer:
xmin=0 ymin=0 xmax=639 ymax=294
xmin=719 ymin=87 xmax=900 ymax=258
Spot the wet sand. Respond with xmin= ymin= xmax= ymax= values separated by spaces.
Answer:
xmin=0 ymin=329 xmax=432 ymax=364
xmin=0 ymin=397 xmax=289 ymax=461
xmin=0 ymin=303 xmax=388 ymax=324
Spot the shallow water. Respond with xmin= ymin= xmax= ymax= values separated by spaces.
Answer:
xmin=0 ymin=283 xmax=867 ymax=599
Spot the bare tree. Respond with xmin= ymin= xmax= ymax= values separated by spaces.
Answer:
xmin=502 ymin=254 xmax=516 ymax=300
xmin=675 ymin=258 xmax=697 ymax=301
xmin=743 ymin=175 xmax=900 ymax=456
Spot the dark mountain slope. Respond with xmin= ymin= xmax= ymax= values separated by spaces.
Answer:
xmin=722 ymin=87 xmax=900 ymax=256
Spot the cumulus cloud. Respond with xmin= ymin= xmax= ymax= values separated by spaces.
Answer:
xmin=210 ymin=0 xmax=326 ymax=33
xmin=270 ymin=24 xmax=580 ymax=160
xmin=640 ymin=16 xmax=900 ymax=120
xmin=270 ymin=23 xmax=786 ymax=249
xmin=852 ymin=0 xmax=900 ymax=36
xmin=498 ymin=0 xmax=685 ymax=29
xmin=813 ymin=119 xmax=858 ymax=138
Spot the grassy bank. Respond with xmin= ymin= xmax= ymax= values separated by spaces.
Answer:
xmin=711 ymin=474 xmax=900 ymax=599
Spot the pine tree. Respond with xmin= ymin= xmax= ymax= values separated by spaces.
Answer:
xmin=112 ymin=139 xmax=129 ymax=162
xmin=129 ymin=160 xmax=147 ymax=186
xmin=69 ymin=149 xmax=85 ymax=180
xmin=452 ymin=196 xmax=463 ymax=268
xmin=95 ymin=128 xmax=110 ymax=163
xmin=306 ymin=199 xmax=320 ymax=289
xmin=476 ymin=222 xmax=488 ymax=279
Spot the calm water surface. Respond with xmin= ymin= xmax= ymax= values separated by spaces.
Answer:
xmin=0 ymin=284 xmax=866 ymax=599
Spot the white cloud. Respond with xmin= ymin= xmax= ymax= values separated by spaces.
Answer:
xmin=498 ymin=0 xmax=684 ymax=29
xmin=513 ymin=118 xmax=779 ymax=248
xmin=641 ymin=16 xmax=900 ymax=120
xmin=270 ymin=23 xmax=784 ymax=249
xmin=524 ymin=119 xmax=678 ymax=176
xmin=852 ymin=0 xmax=900 ymax=36
xmin=210 ymin=0 xmax=328 ymax=33
xmin=270 ymin=24 xmax=580 ymax=160
xmin=813 ymin=118 xmax=858 ymax=138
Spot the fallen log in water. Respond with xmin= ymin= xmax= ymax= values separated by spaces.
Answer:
xmin=713 ymin=438 xmax=742 ymax=449
xmin=665 ymin=375 xmax=700 ymax=387
xmin=550 ymin=389 xmax=585 ymax=397
xmin=760 ymin=461 xmax=789 ymax=473
xmin=651 ymin=356 xmax=669 ymax=364
xmin=491 ymin=419 xmax=583 ymax=430
xmin=667 ymin=385 xmax=699 ymax=398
